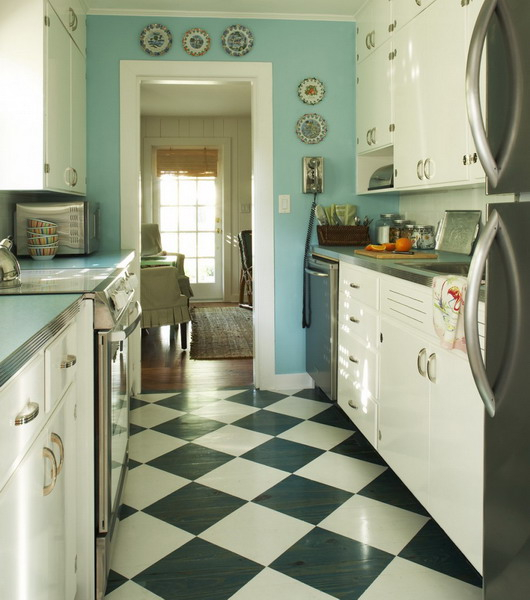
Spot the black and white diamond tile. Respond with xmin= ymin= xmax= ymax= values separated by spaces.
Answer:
xmin=104 ymin=388 xmax=482 ymax=600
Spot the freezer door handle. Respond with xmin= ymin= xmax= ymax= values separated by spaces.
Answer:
xmin=305 ymin=267 xmax=329 ymax=278
xmin=466 ymin=0 xmax=520 ymax=188
xmin=465 ymin=209 xmax=521 ymax=418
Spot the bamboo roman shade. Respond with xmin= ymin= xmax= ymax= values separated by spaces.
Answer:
xmin=156 ymin=148 xmax=218 ymax=177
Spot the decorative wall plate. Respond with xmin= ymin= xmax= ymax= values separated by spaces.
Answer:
xmin=298 ymin=78 xmax=325 ymax=105
xmin=140 ymin=24 xmax=172 ymax=56
xmin=296 ymin=114 xmax=328 ymax=144
xmin=182 ymin=28 xmax=211 ymax=56
xmin=221 ymin=24 xmax=254 ymax=57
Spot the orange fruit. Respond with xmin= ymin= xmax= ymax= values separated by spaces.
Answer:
xmin=366 ymin=244 xmax=386 ymax=252
xmin=384 ymin=243 xmax=396 ymax=252
xmin=395 ymin=237 xmax=413 ymax=252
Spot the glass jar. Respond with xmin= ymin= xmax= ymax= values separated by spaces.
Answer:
xmin=390 ymin=219 xmax=412 ymax=242
xmin=402 ymin=224 xmax=415 ymax=240
xmin=375 ymin=213 xmax=400 ymax=244
xmin=411 ymin=225 xmax=435 ymax=249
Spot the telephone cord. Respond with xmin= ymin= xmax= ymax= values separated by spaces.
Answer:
xmin=302 ymin=192 xmax=318 ymax=328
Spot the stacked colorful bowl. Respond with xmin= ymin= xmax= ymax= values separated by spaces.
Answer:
xmin=26 ymin=219 xmax=59 ymax=260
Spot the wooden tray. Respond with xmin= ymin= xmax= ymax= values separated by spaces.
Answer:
xmin=354 ymin=249 xmax=438 ymax=259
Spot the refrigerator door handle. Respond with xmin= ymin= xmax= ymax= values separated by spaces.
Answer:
xmin=466 ymin=0 xmax=520 ymax=188
xmin=304 ymin=268 xmax=329 ymax=278
xmin=464 ymin=211 xmax=499 ymax=417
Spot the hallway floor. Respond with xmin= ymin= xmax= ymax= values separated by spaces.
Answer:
xmin=104 ymin=387 xmax=482 ymax=600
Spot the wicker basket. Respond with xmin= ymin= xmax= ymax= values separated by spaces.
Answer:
xmin=317 ymin=225 xmax=371 ymax=246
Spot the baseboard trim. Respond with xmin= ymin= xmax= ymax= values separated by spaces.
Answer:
xmin=258 ymin=372 xmax=313 ymax=392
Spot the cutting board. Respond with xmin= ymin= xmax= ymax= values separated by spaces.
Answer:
xmin=354 ymin=250 xmax=438 ymax=259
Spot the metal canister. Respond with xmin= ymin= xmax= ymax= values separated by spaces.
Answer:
xmin=390 ymin=219 xmax=413 ymax=242
xmin=411 ymin=225 xmax=435 ymax=249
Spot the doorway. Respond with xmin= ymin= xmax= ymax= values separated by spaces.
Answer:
xmin=120 ymin=61 xmax=275 ymax=391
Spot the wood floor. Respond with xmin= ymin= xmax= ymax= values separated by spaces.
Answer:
xmin=141 ymin=302 xmax=254 ymax=391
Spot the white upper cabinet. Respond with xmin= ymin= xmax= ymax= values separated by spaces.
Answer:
xmin=356 ymin=39 xmax=394 ymax=154
xmin=0 ymin=0 xmax=86 ymax=194
xmin=392 ymin=0 xmax=437 ymax=32
xmin=356 ymin=0 xmax=392 ymax=63
xmin=393 ymin=0 xmax=469 ymax=189
xmin=49 ymin=0 xmax=86 ymax=54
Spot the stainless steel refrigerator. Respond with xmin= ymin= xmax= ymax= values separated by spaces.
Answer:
xmin=466 ymin=1 xmax=530 ymax=598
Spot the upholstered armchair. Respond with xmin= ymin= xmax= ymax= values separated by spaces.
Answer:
xmin=140 ymin=266 xmax=190 ymax=348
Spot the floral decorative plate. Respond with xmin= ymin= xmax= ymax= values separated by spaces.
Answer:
xmin=298 ymin=78 xmax=325 ymax=105
xmin=182 ymin=28 xmax=211 ymax=56
xmin=221 ymin=24 xmax=254 ymax=57
xmin=140 ymin=24 xmax=172 ymax=56
xmin=296 ymin=114 xmax=328 ymax=144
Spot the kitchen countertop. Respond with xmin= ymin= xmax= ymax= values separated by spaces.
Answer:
xmin=0 ymin=250 xmax=135 ymax=388
xmin=312 ymin=245 xmax=473 ymax=287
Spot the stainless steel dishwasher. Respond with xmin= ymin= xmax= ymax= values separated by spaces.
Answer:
xmin=305 ymin=254 xmax=339 ymax=401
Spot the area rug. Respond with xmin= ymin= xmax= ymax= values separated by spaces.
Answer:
xmin=190 ymin=307 xmax=253 ymax=359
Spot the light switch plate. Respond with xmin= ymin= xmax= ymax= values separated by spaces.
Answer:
xmin=279 ymin=194 xmax=291 ymax=213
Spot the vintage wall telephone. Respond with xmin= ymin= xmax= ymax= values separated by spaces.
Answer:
xmin=302 ymin=157 xmax=324 ymax=328
xmin=302 ymin=157 xmax=324 ymax=194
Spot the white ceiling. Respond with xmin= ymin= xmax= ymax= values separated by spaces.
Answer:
xmin=141 ymin=81 xmax=251 ymax=117
xmin=85 ymin=0 xmax=366 ymax=20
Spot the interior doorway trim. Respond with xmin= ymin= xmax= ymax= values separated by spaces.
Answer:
xmin=120 ymin=60 xmax=274 ymax=389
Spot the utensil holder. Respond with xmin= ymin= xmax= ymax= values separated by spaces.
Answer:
xmin=316 ymin=225 xmax=371 ymax=246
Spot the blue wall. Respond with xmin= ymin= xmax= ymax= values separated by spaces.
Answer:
xmin=86 ymin=16 xmax=398 ymax=375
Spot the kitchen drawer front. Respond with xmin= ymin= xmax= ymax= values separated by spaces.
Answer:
xmin=0 ymin=353 xmax=45 ymax=492
xmin=338 ymin=339 xmax=378 ymax=403
xmin=380 ymin=275 xmax=434 ymax=338
xmin=337 ymin=374 xmax=378 ymax=447
xmin=339 ymin=294 xmax=379 ymax=351
xmin=45 ymin=322 xmax=78 ymax=413
xmin=339 ymin=262 xmax=379 ymax=308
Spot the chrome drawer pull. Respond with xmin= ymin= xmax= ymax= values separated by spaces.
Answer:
xmin=51 ymin=433 xmax=64 ymax=475
xmin=14 ymin=402 xmax=40 ymax=426
xmin=349 ymin=356 xmax=359 ymax=364
xmin=43 ymin=447 xmax=58 ymax=496
xmin=348 ymin=400 xmax=359 ymax=410
xmin=349 ymin=316 xmax=360 ymax=323
xmin=61 ymin=355 xmax=77 ymax=369
xmin=349 ymin=283 xmax=360 ymax=289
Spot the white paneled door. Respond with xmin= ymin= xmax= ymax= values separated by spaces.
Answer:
xmin=158 ymin=174 xmax=223 ymax=300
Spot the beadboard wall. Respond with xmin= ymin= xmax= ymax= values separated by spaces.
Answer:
xmin=140 ymin=115 xmax=251 ymax=303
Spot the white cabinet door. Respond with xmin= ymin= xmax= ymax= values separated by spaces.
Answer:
xmin=356 ymin=0 xmax=392 ymax=63
xmin=49 ymin=0 xmax=86 ymax=53
xmin=429 ymin=348 xmax=484 ymax=574
xmin=356 ymin=39 xmax=393 ymax=154
xmin=379 ymin=316 xmax=430 ymax=507
xmin=392 ymin=0 xmax=437 ymax=32
xmin=393 ymin=0 xmax=469 ymax=189
xmin=0 ymin=385 xmax=77 ymax=600
xmin=71 ymin=41 xmax=86 ymax=193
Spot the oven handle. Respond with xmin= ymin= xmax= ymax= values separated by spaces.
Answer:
xmin=110 ymin=301 xmax=142 ymax=342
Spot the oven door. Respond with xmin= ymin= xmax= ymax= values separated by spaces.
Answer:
xmin=95 ymin=300 xmax=141 ymax=599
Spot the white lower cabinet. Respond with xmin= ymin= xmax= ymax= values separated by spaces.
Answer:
xmin=0 ymin=384 xmax=77 ymax=600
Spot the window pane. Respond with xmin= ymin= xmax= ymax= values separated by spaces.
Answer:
xmin=179 ymin=233 xmax=197 ymax=257
xmin=178 ymin=207 xmax=197 ymax=231
xmin=197 ymin=258 xmax=215 ymax=283
xmin=160 ymin=207 xmax=179 ymax=231
xmin=160 ymin=233 xmax=178 ymax=252
xmin=197 ymin=206 xmax=215 ymax=231
xmin=197 ymin=179 xmax=216 ymax=206
xmin=185 ymin=257 xmax=197 ymax=284
xmin=197 ymin=232 xmax=215 ymax=257
xmin=179 ymin=179 xmax=197 ymax=204
xmin=160 ymin=176 xmax=178 ymax=205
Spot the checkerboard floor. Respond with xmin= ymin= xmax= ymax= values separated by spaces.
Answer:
xmin=104 ymin=387 xmax=483 ymax=600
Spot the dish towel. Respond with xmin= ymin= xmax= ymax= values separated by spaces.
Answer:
xmin=432 ymin=275 xmax=467 ymax=352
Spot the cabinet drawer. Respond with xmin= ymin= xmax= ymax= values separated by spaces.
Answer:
xmin=339 ymin=295 xmax=379 ymax=350
xmin=45 ymin=322 xmax=77 ymax=412
xmin=337 ymin=382 xmax=378 ymax=448
xmin=339 ymin=262 xmax=378 ymax=308
xmin=0 ymin=353 xmax=45 ymax=492
xmin=338 ymin=340 xmax=378 ymax=402
xmin=380 ymin=276 xmax=433 ymax=337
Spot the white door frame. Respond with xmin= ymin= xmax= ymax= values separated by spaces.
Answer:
xmin=120 ymin=60 xmax=275 ymax=389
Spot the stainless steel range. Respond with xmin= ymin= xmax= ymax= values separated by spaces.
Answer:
xmin=0 ymin=265 xmax=141 ymax=599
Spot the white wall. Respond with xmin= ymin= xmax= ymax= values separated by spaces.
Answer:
xmin=140 ymin=116 xmax=251 ymax=302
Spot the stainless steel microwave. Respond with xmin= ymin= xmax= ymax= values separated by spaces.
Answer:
xmin=14 ymin=201 xmax=100 ymax=255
